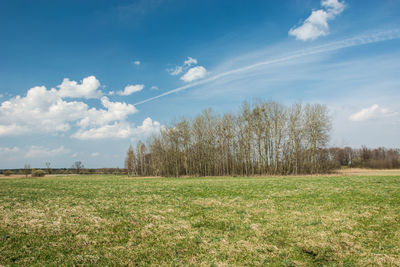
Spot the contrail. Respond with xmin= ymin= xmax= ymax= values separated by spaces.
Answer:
xmin=135 ymin=29 xmax=400 ymax=106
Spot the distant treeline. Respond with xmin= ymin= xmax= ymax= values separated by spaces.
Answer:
xmin=125 ymin=101 xmax=334 ymax=177
xmin=1 ymin=168 xmax=126 ymax=176
xmin=329 ymin=146 xmax=400 ymax=169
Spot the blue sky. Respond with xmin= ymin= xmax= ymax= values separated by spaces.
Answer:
xmin=0 ymin=0 xmax=399 ymax=168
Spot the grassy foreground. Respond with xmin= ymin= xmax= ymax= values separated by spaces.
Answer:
xmin=0 ymin=174 xmax=399 ymax=266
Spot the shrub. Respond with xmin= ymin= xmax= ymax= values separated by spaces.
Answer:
xmin=32 ymin=170 xmax=46 ymax=177
xmin=4 ymin=170 xmax=13 ymax=176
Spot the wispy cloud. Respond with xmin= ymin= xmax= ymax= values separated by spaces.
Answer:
xmin=133 ymin=60 xmax=141 ymax=65
xmin=167 ymin=66 xmax=183 ymax=76
xmin=135 ymin=30 xmax=400 ymax=105
xmin=350 ymin=104 xmax=399 ymax=122
xmin=167 ymin=57 xmax=207 ymax=81
xmin=184 ymin=57 xmax=198 ymax=66
xmin=289 ymin=0 xmax=346 ymax=41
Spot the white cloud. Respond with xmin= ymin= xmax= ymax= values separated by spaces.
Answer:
xmin=76 ymin=96 xmax=138 ymax=127
xmin=0 ymin=124 xmax=30 ymax=136
xmin=0 ymin=77 xmax=139 ymax=138
xmin=180 ymin=66 xmax=207 ymax=82
xmin=150 ymin=86 xmax=159 ymax=90
xmin=0 ymin=86 xmax=87 ymax=136
xmin=72 ymin=122 xmax=133 ymax=140
xmin=72 ymin=117 xmax=162 ymax=140
xmin=167 ymin=57 xmax=200 ymax=76
xmin=117 ymin=84 xmax=144 ymax=96
xmin=167 ymin=66 xmax=183 ymax=76
xmin=71 ymin=153 xmax=78 ymax=158
xmin=0 ymin=146 xmax=19 ymax=154
xmin=91 ymin=152 xmax=100 ymax=157
xmin=0 ymin=94 xmax=3 ymax=98
xmin=25 ymin=145 xmax=70 ymax=158
xmin=133 ymin=60 xmax=141 ymax=65
xmin=133 ymin=117 xmax=161 ymax=136
xmin=184 ymin=57 xmax=198 ymax=66
xmin=135 ymin=30 xmax=400 ymax=106
xmin=289 ymin=0 xmax=345 ymax=41
xmin=322 ymin=0 xmax=345 ymax=15
xmin=349 ymin=104 xmax=398 ymax=121
xmin=57 ymin=76 xmax=102 ymax=99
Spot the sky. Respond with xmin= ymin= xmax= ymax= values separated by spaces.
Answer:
xmin=0 ymin=0 xmax=399 ymax=169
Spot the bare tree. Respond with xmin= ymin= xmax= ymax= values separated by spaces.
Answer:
xmin=125 ymin=145 xmax=135 ymax=176
xmin=126 ymin=100 xmax=333 ymax=177
xmin=72 ymin=161 xmax=84 ymax=174
xmin=24 ymin=164 xmax=31 ymax=178
xmin=45 ymin=162 xmax=51 ymax=174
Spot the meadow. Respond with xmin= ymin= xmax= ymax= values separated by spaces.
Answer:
xmin=0 ymin=172 xmax=399 ymax=266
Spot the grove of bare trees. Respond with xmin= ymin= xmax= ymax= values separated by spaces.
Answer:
xmin=125 ymin=101 xmax=334 ymax=177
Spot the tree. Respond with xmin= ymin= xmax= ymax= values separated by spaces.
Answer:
xmin=24 ymin=164 xmax=31 ymax=178
xmin=45 ymin=162 xmax=51 ymax=174
xmin=125 ymin=145 xmax=135 ymax=176
xmin=124 ymin=100 xmax=333 ymax=177
xmin=72 ymin=161 xmax=84 ymax=174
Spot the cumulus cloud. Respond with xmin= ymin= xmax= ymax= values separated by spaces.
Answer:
xmin=76 ymin=96 xmax=138 ymax=128
xmin=0 ymin=76 xmax=162 ymax=140
xmin=0 ymin=124 xmax=30 ymax=136
xmin=349 ymin=104 xmax=398 ymax=121
xmin=322 ymin=0 xmax=345 ymax=15
xmin=72 ymin=117 xmax=162 ymax=140
xmin=133 ymin=60 xmax=141 ymax=65
xmin=0 ymin=77 xmax=140 ymax=138
xmin=25 ymin=145 xmax=70 ymax=158
xmin=0 ymin=85 xmax=87 ymax=135
xmin=180 ymin=66 xmax=207 ymax=82
xmin=72 ymin=122 xmax=133 ymax=140
xmin=289 ymin=0 xmax=345 ymax=41
xmin=57 ymin=76 xmax=102 ymax=99
xmin=117 ymin=84 xmax=144 ymax=96
xmin=133 ymin=117 xmax=161 ymax=136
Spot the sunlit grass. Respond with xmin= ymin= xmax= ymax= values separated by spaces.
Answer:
xmin=1 ymin=174 xmax=399 ymax=266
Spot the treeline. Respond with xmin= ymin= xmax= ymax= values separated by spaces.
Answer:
xmin=125 ymin=101 xmax=333 ymax=177
xmin=329 ymin=146 xmax=400 ymax=169
xmin=1 ymin=168 xmax=126 ymax=176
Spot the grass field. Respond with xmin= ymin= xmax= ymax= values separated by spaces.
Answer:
xmin=1 ymin=173 xmax=400 ymax=266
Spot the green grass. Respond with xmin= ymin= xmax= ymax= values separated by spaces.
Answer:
xmin=0 ymin=174 xmax=399 ymax=266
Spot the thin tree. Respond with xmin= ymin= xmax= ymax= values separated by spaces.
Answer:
xmin=24 ymin=164 xmax=31 ymax=178
xmin=125 ymin=145 xmax=135 ymax=176
xmin=45 ymin=162 xmax=51 ymax=174
xmin=72 ymin=161 xmax=84 ymax=174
